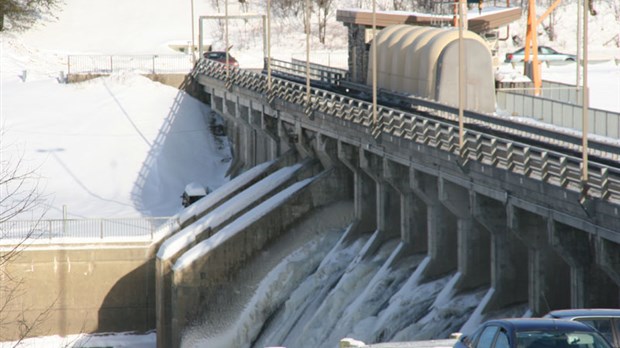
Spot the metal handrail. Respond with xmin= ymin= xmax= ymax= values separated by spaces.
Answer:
xmin=0 ymin=217 xmax=173 ymax=243
xmin=67 ymin=54 xmax=194 ymax=75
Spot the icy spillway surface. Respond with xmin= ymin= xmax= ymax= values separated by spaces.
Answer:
xmin=391 ymin=288 xmax=487 ymax=342
xmin=322 ymin=242 xmax=425 ymax=345
xmin=180 ymin=201 xmax=355 ymax=348
xmin=252 ymin=232 xmax=371 ymax=348
xmin=254 ymin=233 xmax=407 ymax=348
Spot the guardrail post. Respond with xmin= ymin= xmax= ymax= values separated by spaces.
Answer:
xmin=601 ymin=168 xmax=610 ymax=200
xmin=541 ymin=152 xmax=550 ymax=182
xmin=63 ymin=205 xmax=67 ymax=235
xmin=523 ymin=147 xmax=532 ymax=176
xmin=506 ymin=143 xmax=515 ymax=171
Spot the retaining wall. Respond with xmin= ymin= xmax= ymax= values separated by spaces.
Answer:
xmin=0 ymin=242 xmax=156 ymax=340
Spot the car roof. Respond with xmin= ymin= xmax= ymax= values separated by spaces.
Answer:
xmin=206 ymin=51 xmax=236 ymax=58
xmin=485 ymin=318 xmax=598 ymax=332
xmin=545 ymin=309 xmax=620 ymax=319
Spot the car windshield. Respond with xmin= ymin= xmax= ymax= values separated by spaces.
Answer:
xmin=517 ymin=331 xmax=611 ymax=348
xmin=574 ymin=319 xmax=614 ymax=346
xmin=207 ymin=52 xmax=226 ymax=59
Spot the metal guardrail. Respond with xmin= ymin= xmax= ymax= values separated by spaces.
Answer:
xmin=0 ymin=217 xmax=173 ymax=242
xmin=67 ymin=54 xmax=194 ymax=75
xmin=193 ymin=58 xmax=620 ymax=204
xmin=266 ymin=58 xmax=346 ymax=87
xmin=289 ymin=51 xmax=348 ymax=69
xmin=497 ymin=90 xmax=620 ymax=139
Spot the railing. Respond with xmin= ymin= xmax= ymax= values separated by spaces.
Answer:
xmin=266 ymin=58 xmax=346 ymax=87
xmin=67 ymin=54 xmax=194 ymax=75
xmin=289 ymin=50 xmax=348 ymax=69
xmin=0 ymin=217 xmax=173 ymax=243
xmin=193 ymin=58 xmax=620 ymax=204
xmin=497 ymin=90 xmax=620 ymax=139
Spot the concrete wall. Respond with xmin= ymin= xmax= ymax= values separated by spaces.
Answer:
xmin=0 ymin=242 xmax=156 ymax=341
xmin=66 ymin=73 xmax=189 ymax=89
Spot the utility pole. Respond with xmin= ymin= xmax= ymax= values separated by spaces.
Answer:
xmin=190 ymin=0 xmax=196 ymax=63
xmin=372 ymin=0 xmax=377 ymax=127
xmin=524 ymin=0 xmax=541 ymax=95
xmin=305 ymin=0 xmax=311 ymax=108
xmin=267 ymin=0 xmax=272 ymax=92
xmin=458 ymin=0 xmax=466 ymax=153
xmin=581 ymin=0 xmax=590 ymax=189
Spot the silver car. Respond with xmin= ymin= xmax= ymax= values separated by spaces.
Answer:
xmin=544 ymin=309 xmax=620 ymax=348
xmin=505 ymin=46 xmax=576 ymax=63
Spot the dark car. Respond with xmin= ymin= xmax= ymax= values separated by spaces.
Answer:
xmin=505 ymin=46 xmax=576 ymax=63
xmin=544 ymin=309 xmax=620 ymax=348
xmin=454 ymin=318 xmax=613 ymax=348
xmin=203 ymin=51 xmax=239 ymax=68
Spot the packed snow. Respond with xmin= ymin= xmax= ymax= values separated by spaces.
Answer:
xmin=1 ymin=0 xmax=619 ymax=347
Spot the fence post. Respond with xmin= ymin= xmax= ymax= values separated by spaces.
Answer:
xmin=110 ymin=56 xmax=114 ymax=73
xmin=67 ymin=56 xmax=71 ymax=75
xmin=49 ymin=220 xmax=52 ymax=240
xmin=63 ymin=205 xmax=67 ymax=236
xmin=153 ymin=55 xmax=156 ymax=74
xmin=100 ymin=219 xmax=104 ymax=239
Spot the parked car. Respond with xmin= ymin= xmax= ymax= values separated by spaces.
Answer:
xmin=454 ymin=318 xmax=613 ymax=348
xmin=505 ymin=46 xmax=576 ymax=63
xmin=544 ymin=309 xmax=620 ymax=348
xmin=203 ymin=51 xmax=239 ymax=68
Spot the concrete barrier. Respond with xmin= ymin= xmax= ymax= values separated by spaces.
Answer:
xmin=66 ymin=73 xmax=188 ymax=89
xmin=0 ymin=242 xmax=155 ymax=340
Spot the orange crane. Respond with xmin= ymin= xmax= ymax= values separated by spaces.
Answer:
xmin=524 ymin=0 xmax=596 ymax=94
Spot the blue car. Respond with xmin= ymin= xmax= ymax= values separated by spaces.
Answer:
xmin=454 ymin=318 xmax=613 ymax=348
xmin=544 ymin=309 xmax=620 ymax=348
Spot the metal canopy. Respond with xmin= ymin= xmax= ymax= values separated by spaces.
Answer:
xmin=336 ymin=6 xmax=521 ymax=34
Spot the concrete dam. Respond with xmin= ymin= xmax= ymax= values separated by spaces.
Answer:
xmin=150 ymin=54 xmax=620 ymax=348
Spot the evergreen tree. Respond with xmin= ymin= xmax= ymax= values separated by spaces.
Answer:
xmin=0 ymin=0 xmax=60 ymax=31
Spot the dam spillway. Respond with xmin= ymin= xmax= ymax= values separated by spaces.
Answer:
xmin=152 ymin=58 xmax=620 ymax=347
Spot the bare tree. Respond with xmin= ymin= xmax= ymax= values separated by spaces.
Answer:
xmin=316 ymin=0 xmax=334 ymax=44
xmin=0 ymin=0 xmax=61 ymax=31
xmin=271 ymin=0 xmax=304 ymax=18
xmin=392 ymin=0 xmax=407 ymax=10
xmin=0 ymin=142 xmax=49 ymax=345
xmin=238 ymin=0 xmax=248 ymax=12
